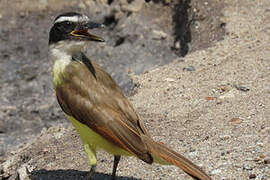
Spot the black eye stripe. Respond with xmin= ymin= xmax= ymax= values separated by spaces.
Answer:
xmin=55 ymin=21 xmax=74 ymax=26
xmin=53 ymin=21 xmax=77 ymax=34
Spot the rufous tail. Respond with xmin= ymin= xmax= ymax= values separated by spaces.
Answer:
xmin=142 ymin=136 xmax=212 ymax=180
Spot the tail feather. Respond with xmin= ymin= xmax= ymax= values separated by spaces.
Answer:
xmin=142 ymin=135 xmax=211 ymax=180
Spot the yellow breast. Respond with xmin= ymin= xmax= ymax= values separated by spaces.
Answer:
xmin=68 ymin=115 xmax=131 ymax=156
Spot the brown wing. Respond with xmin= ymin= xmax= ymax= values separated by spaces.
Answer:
xmin=55 ymin=58 xmax=152 ymax=163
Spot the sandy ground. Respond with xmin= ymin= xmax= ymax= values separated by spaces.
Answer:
xmin=1 ymin=0 xmax=270 ymax=180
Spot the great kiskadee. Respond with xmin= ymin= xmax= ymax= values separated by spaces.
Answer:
xmin=48 ymin=12 xmax=211 ymax=180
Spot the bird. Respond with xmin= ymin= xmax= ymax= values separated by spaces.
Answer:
xmin=48 ymin=12 xmax=211 ymax=180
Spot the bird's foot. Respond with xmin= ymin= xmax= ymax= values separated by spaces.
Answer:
xmin=87 ymin=165 xmax=96 ymax=180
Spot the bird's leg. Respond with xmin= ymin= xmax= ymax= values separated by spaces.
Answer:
xmin=87 ymin=165 xmax=96 ymax=180
xmin=111 ymin=155 xmax=121 ymax=180
xmin=83 ymin=143 xmax=97 ymax=180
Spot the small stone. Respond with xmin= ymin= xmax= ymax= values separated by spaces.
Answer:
xmin=210 ymin=169 xmax=221 ymax=175
xmin=152 ymin=30 xmax=168 ymax=40
xmin=216 ymin=100 xmax=222 ymax=104
xmin=188 ymin=151 xmax=198 ymax=157
xmin=194 ymin=21 xmax=200 ymax=29
xmin=233 ymin=84 xmax=250 ymax=92
xmin=220 ymin=135 xmax=231 ymax=140
xmin=205 ymin=96 xmax=216 ymax=101
xmin=175 ymin=41 xmax=180 ymax=49
xmin=17 ymin=165 xmax=30 ymax=180
xmin=264 ymin=158 xmax=270 ymax=164
xmin=229 ymin=118 xmax=243 ymax=125
xmin=243 ymin=164 xmax=253 ymax=170
xmin=183 ymin=66 xmax=196 ymax=71
xmin=249 ymin=174 xmax=256 ymax=179
xmin=164 ymin=78 xmax=176 ymax=82
xmin=219 ymin=84 xmax=232 ymax=92
xmin=219 ymin=90 xmax=235 ymax=99
xmin=256 ymin=142 xmax=264 ymax=147
xmin=27 ymin=165 xmax=35 ymax=173
xmin=260 ymin=127 xmax=270 ymax=134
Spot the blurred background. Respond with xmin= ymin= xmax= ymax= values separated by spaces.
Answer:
xmin=0 ymin=0 xmax=225 ymax=162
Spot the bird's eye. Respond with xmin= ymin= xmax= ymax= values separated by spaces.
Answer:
xmin=65 ymin=21 xmax=72 ymax=26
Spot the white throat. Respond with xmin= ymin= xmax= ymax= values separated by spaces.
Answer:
xmin=49 ymin=41 xmax=85 ymax=69
xmin=49 ymin=41 xmax=85 ymax=60
xmin=49 ymin=41 xmax=86 ymax=84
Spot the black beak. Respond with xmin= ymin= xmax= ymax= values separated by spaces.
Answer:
xmin=70 ymin=21 xmax=105 ymax=42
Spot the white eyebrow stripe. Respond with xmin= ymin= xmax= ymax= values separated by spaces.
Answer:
xmin=55 ymin=16 xmax=80 ymax=23
xmin=54 ymin=15 xmax=89 ymax=24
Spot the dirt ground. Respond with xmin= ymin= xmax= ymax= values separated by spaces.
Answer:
xmin=0 ymin=0 xmax=224 ymax=161
xmin=1 ymin=0 xmax=270 ymax=180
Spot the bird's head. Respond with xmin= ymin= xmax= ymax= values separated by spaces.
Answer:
xmin=49 ymin=12 xmax=105 ymax=51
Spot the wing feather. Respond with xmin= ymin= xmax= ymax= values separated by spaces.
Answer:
xmin=55 ymin=56 xmax=152 ymax=163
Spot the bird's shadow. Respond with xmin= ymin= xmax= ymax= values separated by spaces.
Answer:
xmin=29 ymin=169 xmax=141 ymax=180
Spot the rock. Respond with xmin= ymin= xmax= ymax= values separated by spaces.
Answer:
xmin=205 ymin=96 xmax=217 ymax=101
xmin=233 ymin=84 xmax=250 ymax=92
xmin=183 ymin=66 xmax=196 ymax=71
xmin=17 ymin=165 xmax=30 ymax=180
xmin=210 ymin=169 xmax=222 ymax=175
xmin=164 ymin=78 xmax=176 ymax=82
xmin=264 ymin=158 xmax=270 ymax=164
xmin=219 ymin=135 xmax=231 ymax=140
xmin=218 ymin=90 xmax=235 ymax=99
xmin=219 ymin=84 xmax=233 ymax=92
xmin=243 ymin=164 xmax=253 ymax=170
xmin=229 ymin=118 xmax=243 ymax=125
xmin=249 ymin=174 xmax=256 ymax=179
xmin=152 ymin=30 xmax=168 ymax=40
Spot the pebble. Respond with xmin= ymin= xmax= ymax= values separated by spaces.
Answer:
xmin=219 ymin=84 xmax=232 ymax=92
xmin=183 ymin=66 xmax=196 ymax=71
xmin=249 ymin=174 xmax=256 ymax=179
xmin=264 ymin=158 xmax=270 ymax=164
xmin=152 ymin=30 xmax=168 ymax=40
xmin=164 ymin=78 xmax=176 ymax=82
xmin=233 ymin=84 xmax=250 ymax=92
xmin=188 ymin=151 xmax=198 ymax=157
xmin=54 ymin=131 xmax=64 ymax=139
xmin=260 ymin=127 xmax=270 ymax=134
xmin=205 ymin=96 xmax=217 ymax=101
xmin=210 ymin=169 xmax=222 ymax=175
xmin=243 ymin=164 xmax=253 ymax=170
xmin=220 ymin=135 xmax=231 ymax=140
xmin=219 ymin=90 xmax=235 ymax=99
xmin=256 ymin=142 xmax=264 ymax=147
xmin=229 ymin=117 xmax=243 ymax=125
xmin=17 ymin=165 xmax=30 ymax=180
xmin=175 ymin=41 xmax=180 ymax=49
